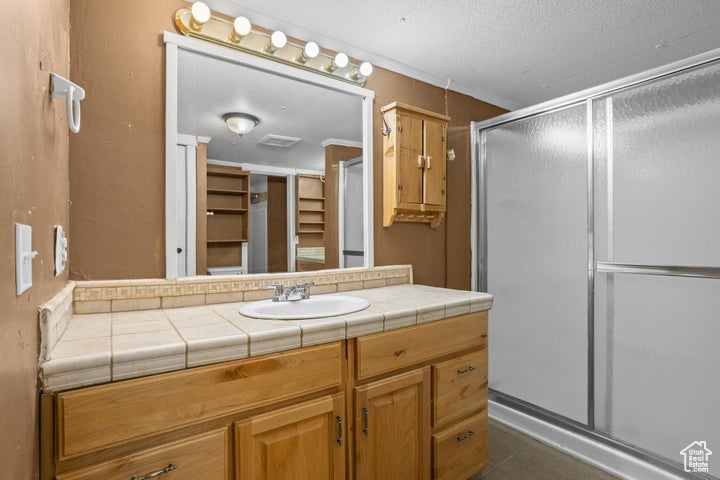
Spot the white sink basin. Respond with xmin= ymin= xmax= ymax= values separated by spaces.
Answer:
xmin=239 ymin=295 xmax=370 ymax=320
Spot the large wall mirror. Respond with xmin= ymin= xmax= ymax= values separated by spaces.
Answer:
xmin=164 ymin=33 xmax=374 ymax=278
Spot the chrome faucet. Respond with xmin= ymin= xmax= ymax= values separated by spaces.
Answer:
xmin=268 ymin=282 xmax=315 ymax=302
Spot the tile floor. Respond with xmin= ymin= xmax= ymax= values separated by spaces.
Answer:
xmin=472 ymin=420 xmax=621 ymax=480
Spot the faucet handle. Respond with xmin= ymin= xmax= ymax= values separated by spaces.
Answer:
xmin=268 ymin=284 xmax=284 ymax=301
xmin=297 ymin=282 xmax=315 ymax=299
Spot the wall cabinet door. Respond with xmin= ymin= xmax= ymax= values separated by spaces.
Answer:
xmin=234 ymin=393 xmax=345 ymax=480
xmin=396 ymin=113 xmax=424 ymax=205
xmin=354 ymin=367 xmax=431 ymax=480
xmin=422 ymin=118 xmax=446 ymax=207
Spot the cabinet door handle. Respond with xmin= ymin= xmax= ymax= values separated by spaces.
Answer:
xmin=456 ymin=430 xmax=475 ymax=442
xmin=426 ymin=156 xmax=432 ymax=169
xmin=131 ymin=463 xmax=178 ymax=480
xmin=336 ymin=415 xmax=343 ymax=446
xmin=362 ymin=406 xmax=369 ymax=436
xmin=417 ymin=155 xmax=424 ymax=168
xmin=457 ymin=366 xmax=476 ymax=375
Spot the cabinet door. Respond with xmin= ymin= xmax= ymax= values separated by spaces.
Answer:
xmin=396 ymin=113 xmax=424 ymax=205
xmin=422 ymin=119 xmax=446 ymax=207
xmin=235 ymin=393 xmax=345 ymax=480
xmin=354 ymin=368 xmax=431 ymax=480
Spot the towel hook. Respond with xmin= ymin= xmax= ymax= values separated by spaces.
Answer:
xmin=51 ymin=73 xmax=86 ymax=134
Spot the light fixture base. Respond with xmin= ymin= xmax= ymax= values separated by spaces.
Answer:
xmin=174 ymin=7 xmax=370 ymax=87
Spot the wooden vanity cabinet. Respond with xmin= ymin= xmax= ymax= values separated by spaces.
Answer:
xmin=350 ymin=312 xmax=489 ymax=480
xmin=41 ymin=312 xmax=489 ymax=480
xmin=381 ymin=102 xmax=450 ymax=228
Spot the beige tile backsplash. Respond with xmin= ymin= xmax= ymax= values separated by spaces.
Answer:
xmin=39 ymin=266 xmax=413 ymax=364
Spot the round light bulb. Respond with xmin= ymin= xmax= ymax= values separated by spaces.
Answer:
xmin=333 ymin=52 xmax=349 ymax=69
xmin=233 ymin=16 xmax=252 ymax=37
xmin=190 ymin=2 xmax=211 ymax=27
xmin=359 ymin=62 xmax=373 ymax=77
xmin=271 ymin=31 xmax=287 ymax=49
xmin=303 ymin=41 xmax=320 ymax=60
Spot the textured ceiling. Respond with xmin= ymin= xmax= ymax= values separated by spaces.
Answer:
xmin=178 ymin=49 xmax=362 ymax=171
xmin=201 ymin=0 xmax=720 ymax=110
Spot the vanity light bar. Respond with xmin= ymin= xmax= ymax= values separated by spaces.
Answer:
xmin=175 ymin=2 xmax=373 ymax=87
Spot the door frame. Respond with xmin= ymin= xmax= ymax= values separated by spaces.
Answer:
xmin=338 ymin=156 xmax=363 ymax=269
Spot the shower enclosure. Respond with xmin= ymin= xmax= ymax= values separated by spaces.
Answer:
xmin=472 ymin=51 xmax=720 ymax=479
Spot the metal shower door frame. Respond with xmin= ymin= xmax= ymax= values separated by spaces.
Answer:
xmin=470 ymin=46 xmax=720 ymax=480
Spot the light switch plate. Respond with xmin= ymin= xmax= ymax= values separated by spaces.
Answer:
xmin=15 ymin=224 xmax=37 ymax=295
xmin=54 ymin=225 xmax=67 ymax=276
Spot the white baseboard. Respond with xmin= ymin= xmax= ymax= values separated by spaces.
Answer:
xmin=489 ymin=400 xmax=685 ymax=480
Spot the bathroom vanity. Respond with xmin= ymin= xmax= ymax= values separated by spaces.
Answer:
xmin=39 ymin=273 xmax=491 ymax=480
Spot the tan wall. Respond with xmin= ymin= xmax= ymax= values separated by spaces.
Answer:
xmin=69 ymin=0 xmax=505 ymax=287
xmin=0 ymin=1 xmax=70 ymax=477
xmin=69 ymin=0 xmax=186 ymax=279
xmin=365 ymin=72 xmax=505 ymax=287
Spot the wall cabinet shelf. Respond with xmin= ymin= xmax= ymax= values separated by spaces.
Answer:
xmin=381 ymin=102 xmax=450 ymax=228
xmin=296 ymin=174 xmax=326 ymax=271
xmin=206 ymin=165 xmax=250 ymax=269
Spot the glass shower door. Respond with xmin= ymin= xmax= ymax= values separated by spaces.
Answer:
xmin=485 ymin=104 xmax=589 ymax=423
xmin=593 ymin=62 xmax=720 ymax=477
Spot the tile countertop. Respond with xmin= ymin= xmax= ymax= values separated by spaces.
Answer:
xmin=40 ymin=284 xmax=493 ymax=392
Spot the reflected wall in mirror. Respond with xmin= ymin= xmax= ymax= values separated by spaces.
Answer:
xmin=166 ymin=36 xmax=373 ymax=277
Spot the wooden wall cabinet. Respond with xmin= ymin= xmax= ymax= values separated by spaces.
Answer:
xmin=382 ymin=102 xmax=450 ymax=228
xmin=41 ymin=313 xmax=488 ymax=480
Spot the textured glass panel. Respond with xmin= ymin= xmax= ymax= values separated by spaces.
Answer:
xmin=594 ymin=61 xmax=720 ymax=266
xmin=486 ymin=105 xmax=588 ymax=422
xmin=595 ymin=273 xmax=720 ymax=476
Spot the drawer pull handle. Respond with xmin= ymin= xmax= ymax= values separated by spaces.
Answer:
xmin=131 ymin=463 xmax=178 ymax=480
xmin=456 ymin=430 xmax=475 ymax=442
xmin=457 ymin=366 xmax=476 ymax=375
xmin=336 ymin=415 xmax=343 ymax=446
xmin=394 ymin=349 xmax=405 ymax=357
xmin=362 ymin=406 xmax=369 ymax=436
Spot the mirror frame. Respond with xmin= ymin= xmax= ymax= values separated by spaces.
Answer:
xmin=163 ymin=32 xmax=374 ymax=279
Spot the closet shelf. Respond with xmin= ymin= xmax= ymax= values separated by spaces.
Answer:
xmin=297 ymin=230 xmax=325 ymax=234
xmin=207 ymin=208 xmax=248 ymax=214
xmin=207 ymin=239 xmax=248 ymax=244
xmin=207 ymin=188 xmax=248 ymax=195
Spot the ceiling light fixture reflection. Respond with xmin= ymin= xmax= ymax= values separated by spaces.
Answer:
xmin=296 ymin=41 xmax=320 ymax=64
xmin=222 ymin=113 xmax=260 ymax=136
xmin=229 ymin=16 xmax=252 ymax=43
xmin=189 ymin=2 xmax=211 ymax=31
xmin=265 ymin=30 xmax=287 ymax=54
xmin=326 ymin=52 xmax=348 ymax=72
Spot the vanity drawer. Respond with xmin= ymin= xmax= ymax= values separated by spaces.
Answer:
xmin=432 ymin=412 xmax=488 ymax=480
xmin=355 ymin=312 xmax=487 ymax=380
xmin=56 ymin=342 xmax=342 ymax=461
xmin=432 ymin=349 xmax=488 ymax=427
xmin=56 ymin=429 xmax=229 ymax=480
